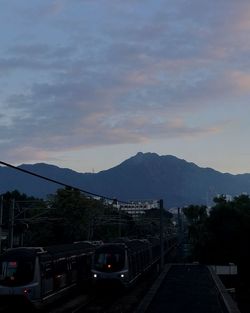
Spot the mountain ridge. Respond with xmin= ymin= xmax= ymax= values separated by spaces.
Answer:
xmin=1 ymin=152 xmax=250 ymax=208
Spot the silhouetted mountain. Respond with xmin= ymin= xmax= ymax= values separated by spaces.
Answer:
xmin=1 ymin=152 xmax=250 ymax=208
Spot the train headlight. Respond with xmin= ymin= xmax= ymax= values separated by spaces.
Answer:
xmin=93 ymin=274 xmax=98 ymax=278
xmin=120 ymin=274 xmax=124 ymax=278
xmin=23 ymin=288 xmax=31 ymax=297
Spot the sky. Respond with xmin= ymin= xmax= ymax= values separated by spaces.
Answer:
xmin=1 ymin=0 xmax=250 ymax=175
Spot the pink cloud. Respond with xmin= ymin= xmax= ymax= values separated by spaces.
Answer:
xmin=229 ymin=71 xmax=250 ymax=93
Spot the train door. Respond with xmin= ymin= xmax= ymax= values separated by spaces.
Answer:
xmin=53 ymin=258 xmax=68 ymax=290
xmin=77 ymin=254 xmax=90 ymax=282
xmin=40 ymin=256 xmax=54 ymax=297
xmin=128 ymin=254 xmax=134 ymax=281
xmin=68 ymin=256 xmax=77 ymax=284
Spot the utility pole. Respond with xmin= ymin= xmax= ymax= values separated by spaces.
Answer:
xmin=177 ymin=207 xmax=182 ymax=241
xmin=0 ymin=196 xmax=3 ymax=254
xmin=113 ymin=199 xmax=121 ymax=237
xmin=8 ymin=199 xmax=15 ymax=249
xmin=159 ymin=199 xmax=164 ymax=271
xmin=177 ymin=207 xmax=183 ymax=260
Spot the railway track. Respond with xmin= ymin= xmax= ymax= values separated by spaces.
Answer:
xmin=67 ymin=268 xmax=159 ymax=313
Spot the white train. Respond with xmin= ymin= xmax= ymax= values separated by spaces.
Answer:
xmin=91 ymin=236 xmax=177 ymax=287
xmin=0 ymin=242 xmax=95 ymax=308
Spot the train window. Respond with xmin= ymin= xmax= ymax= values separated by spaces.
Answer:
xmin=0 ymin=260 xmax=34 ymax=286
xmin=71 ymin=258 xmax=77 ymax=271
xmin=94 ymin=251 xmax=125 ymax=272
xmin=42 ymin=261 xmax=53 ymax=279
xmin=54 ymin=259 xmax=67 ymax=275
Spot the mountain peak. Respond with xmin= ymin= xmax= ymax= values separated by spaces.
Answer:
xmin=1 ymin=153 xmax=250 ymax=208
xmin=134 ymin=152 xmax=159 ymax=159
xmin=127 ymin=152 xmax=183 ymax=165
xmin=122 ymin=152 xmax=160 ymax=166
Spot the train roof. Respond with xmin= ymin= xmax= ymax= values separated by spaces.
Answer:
xmin=0 ymin=247 xmax=40 ymax=260
xmin=95 ymin=239 xmax=151 ymax=253
xmin=0 ymin=242 xmax=96 ymax=259
xmin=125 ymin=239 xmax=151 ymax=250
xmin=44 ymin=242 xmax=95 ymax=256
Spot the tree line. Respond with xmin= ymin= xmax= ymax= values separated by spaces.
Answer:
xmin=0 ymin=188 xmax=172 ymax=249
xmin=183 ymin=194 xmax=250 ymax=272
xmin=182 ymin=194 xmax=250 ymax=312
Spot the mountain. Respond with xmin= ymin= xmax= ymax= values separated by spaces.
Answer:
xmin=1 ymin=152 xmax=250 ymax=208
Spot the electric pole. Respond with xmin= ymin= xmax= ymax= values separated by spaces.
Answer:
xmin=0 ymin=196 xmax=3 ymax=253
xmin=8 ymin=199 xmax=15 ymax=249
xmin=159 ymin=199 xmax=164 ymax=271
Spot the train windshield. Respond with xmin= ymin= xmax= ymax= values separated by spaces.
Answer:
xmin=94 ymin=248 xmax=125 ymax=272
xmin=0 ymin=259 xmax=35 ymax=286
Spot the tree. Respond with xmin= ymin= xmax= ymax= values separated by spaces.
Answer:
xmin=181 ymin=205 xmax=209 ymax=260
xmin=188 ymin=195 xmax=250 ymax=283
xmin=182 ymin=205 xmax=207 ymax=224
xmin=47 ymin=187 xmax=95 ymax=243
xmin=0 ymin=190 xmax=47 ymax=248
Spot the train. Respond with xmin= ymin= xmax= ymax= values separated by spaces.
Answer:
xmin=0 ymin=242 xmax=96 ymax=309
xmin=91 ymin=235 xmax=177 ymax=287
xmin=0 ymin=235 xmax=178 ymax=307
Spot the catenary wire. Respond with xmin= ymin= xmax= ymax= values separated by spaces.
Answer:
xmin=0 ymin=160 xmax=129 ymax=204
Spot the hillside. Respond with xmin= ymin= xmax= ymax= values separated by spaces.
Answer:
xmin=1 ymin=152 xmax=250 ymax=208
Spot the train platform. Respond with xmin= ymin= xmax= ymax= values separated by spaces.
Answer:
xmin=134 ymin=264 xmax=241 ymax=313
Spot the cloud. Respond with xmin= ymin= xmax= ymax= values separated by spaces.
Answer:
xmin=7 ymin=43 xmax=74 ymax=59
xmin=20 ymin=0 xmax=67 ymax=20
xmin=229 ymin=71 xmax=250 ymax=93
xmin=0 ymin=0 xmax=249 ymax=166
xmin=0 ymin=44 xmax=76 ymax=76
xmin=1 ymin=78 xmax=221 ymax=144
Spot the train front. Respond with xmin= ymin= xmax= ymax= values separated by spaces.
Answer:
xmin=0 ymin=248 xmax=40 ymax=307
xmin=91 ymin=243 xmax=129 ymax=287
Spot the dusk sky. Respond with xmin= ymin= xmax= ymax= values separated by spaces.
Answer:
xmin=1 ymin=0 xmax=250 ymax=174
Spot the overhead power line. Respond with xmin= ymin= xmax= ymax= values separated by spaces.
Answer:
xmin=0 ymin=160 xmax=128 ymax=204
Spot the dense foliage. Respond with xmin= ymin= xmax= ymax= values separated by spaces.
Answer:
xmin=183 ymin=194 xmax=250 ymax=281
xmin=0 ymin=188 xmax=116 ymax=247
xmin=0 ymin=188 xmax=170 ymax=248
